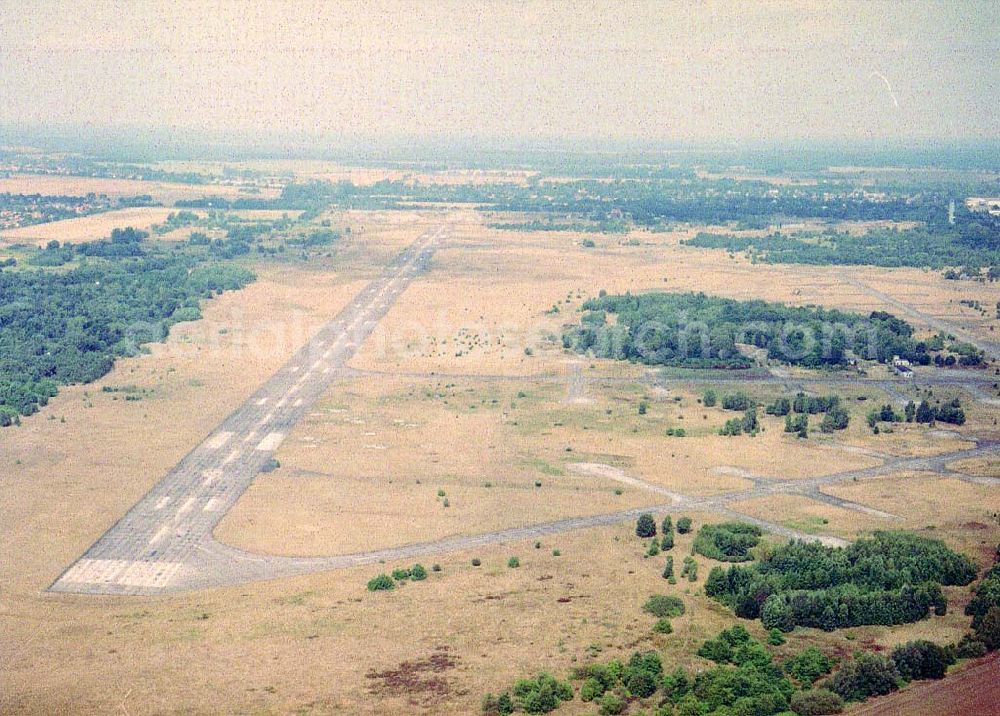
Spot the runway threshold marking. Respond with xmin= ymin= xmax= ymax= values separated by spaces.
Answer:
xmin=205 ymin=432 xmax=233 ymax=449
xmin=256 ymin=432 xmax=285 ymax=451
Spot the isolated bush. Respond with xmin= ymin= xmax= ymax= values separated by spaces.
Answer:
xmin=367 ymin=574 xmax=395 ymax=591
xmin=767 ymin=628 xmax=786 ymax=646
xmin=391 ymin=568 xmax=411 ymax=581
xmin=472 ymin=558 xmax=482 ymax=566
xmin=662 ymin=556 xmax=674 ymax=580
xmin=508 ymin=556 xmax=520 ymax=568
xmin=410 ymin=564 xmax=428 ymax=581
xmin=789 ymin=688 xmax=844 ymax=715
xmin=646 ymin=540 xmax=660 ymax=557
xmin=636 ymin=513 xmax=657 ymax=538
xmin=643 ymin=594 xmax=685 ymax=618
xmin=654 ymin=618 xmax=673 ymax=634
xmin=702 ymin=389 xmax=717 ymax=407
xmin=677 ymin=517 xmax=693 ymax=533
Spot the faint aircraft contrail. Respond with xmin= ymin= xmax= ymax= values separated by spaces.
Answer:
xmin=870 ymin=70 xmax=899 ymax=108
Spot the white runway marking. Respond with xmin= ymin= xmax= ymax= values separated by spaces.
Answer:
xmin=294 ymin=398 xmax=303 ymax=406
xmin=256 ymin=398 xmax=268 ymax=406
xmin=256 ymin=431 xmax=285 ymax=451
xmin=203 ymin=497 xmax=220 ymax=512
xmin=149 ymin=524 xmax=169 ymax=545
xmin=205 ymin=431 xmax=233 ymax=450
xmin=177 ymin=497 xmax=196 ymax=516
xmin=290 ymin=365 xmax=300 ymax=373
xmin=202 ymin=469 xmax=222 ymax=486
xmin=154 ymin=496 xmax=171 ymax=510
xmin=223 ymin=448 xmax=240 ymax=465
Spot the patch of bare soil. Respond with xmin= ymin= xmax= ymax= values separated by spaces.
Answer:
xmin=366 ymin=646 xmax=459 ymax=707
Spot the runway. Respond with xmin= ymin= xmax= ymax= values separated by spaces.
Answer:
xmin=49 ymin=224 xmax=446 ymax=595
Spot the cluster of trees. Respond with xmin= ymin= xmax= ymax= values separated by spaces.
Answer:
xmin=683 ymin=216 xmax=1000 ymax=270
xmin=478 ymin=534 xmax=998 ymax=715
xmin=566 ymin=292 xmax=928 ymax=369
xmin=0 ymin=231 xmax=255 ymax=422
xmin=482 ymin=673 xmax=573 ymax=715
xmin=965 ymin=546 xmax=1000 ymax=651
xmin=867 ymin=398 xmax=966 ymax=431
xmin=705 ymin=531 xmax=978 ymax=631
xmin=823 ymin=640 xmax=960 ymax=704
xmin=488 ymin=219 xmax=628 ymax=234
xmin=692 ymin=522 xmax=763 ymax=562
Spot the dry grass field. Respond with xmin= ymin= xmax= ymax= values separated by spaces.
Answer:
xmin=0 ymin=173 xmax=278 ymax=204
xmin=1 ymin=210 xmax=998 ymax=715
xmin=0 ymin=207 xmax=184 ymax=246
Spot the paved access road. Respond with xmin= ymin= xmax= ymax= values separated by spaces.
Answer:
xmin=49 ymin=224 xmax=447 ymax=595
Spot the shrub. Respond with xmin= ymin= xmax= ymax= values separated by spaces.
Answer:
xmin=784 ymin=647 xmax=835 ymax=686
xmin=410 ymin=564 xmax=428 ymax=581
xmin=646 ymin=540 xmax=660 ymax=557
xmin=956 ymin=635 xmax=987 ymax=658
xmin=663 ymin=556 xmax=674 ymax=580
xmin=825 ymin=653 xmax=901 ymax=702
xmin=680 ymin=556 xmax=698 ymax=582
xmin=661 ymin=514 xmax=673 ymax=537
xmin=636 ymin=513 xmax=657 ymax=538
xmin=703 ymin=389 xmax=717 ymax=407
xmin=367 ymin=574 xmax=395 ymax=591
xmin=391 ymin=568 xmax=411 ymax=581
xmin=508 ymin=556 xmax=520 ymax=568
xmin=626 ymin=669 xmax=657 ymax=698
xmin=643 ymin=594 xmax=685 ymax=618
xmin=552 ymin=549 xmax=561 ymax=557
xmin=432 ymin=564 xmax=442 ymax=572
xmin=976 ymin=606 xmax=1000 ymax=651
xmin=481 ymin=692 xmax=515 ymax=716
xmin=789 ymin=688 xmax=844 ymax=715
xmin=654 ymin=618 xmax=673 ymax=634
xmin=768 ymin=628 xmax=786 ymax=646
xmin=599 ymin=692 xmax=624 ymax=715
xmin=676 ymin=517 xmax=693 ymax=534
xmin=580 ymin=677 xmax=604 ymax=702
xmin=472 ymin=558 xmax=482 ymax=566
xmin=661 ymin=531 xmax=674 ymax=550
xmin=891 ymin=640 xmax=948 ymax=681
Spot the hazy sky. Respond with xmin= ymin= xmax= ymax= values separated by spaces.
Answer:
xmin=1 ymin=0 xmax=997 ymax=143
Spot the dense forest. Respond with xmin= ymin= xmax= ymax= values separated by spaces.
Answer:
xmin=564 ymin=291 xmax=929 ymax=369
xmin=705 ymin=531 xmax=979 ymax=631
xmin=0 ymin=228 xmax=254 ymax=424
xmin=684 ymin=212 xmax=1000 ymax=270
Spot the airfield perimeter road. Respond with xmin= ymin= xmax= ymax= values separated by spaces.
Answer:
xmin=50 ymin=220 xmax=1000 ymax=596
